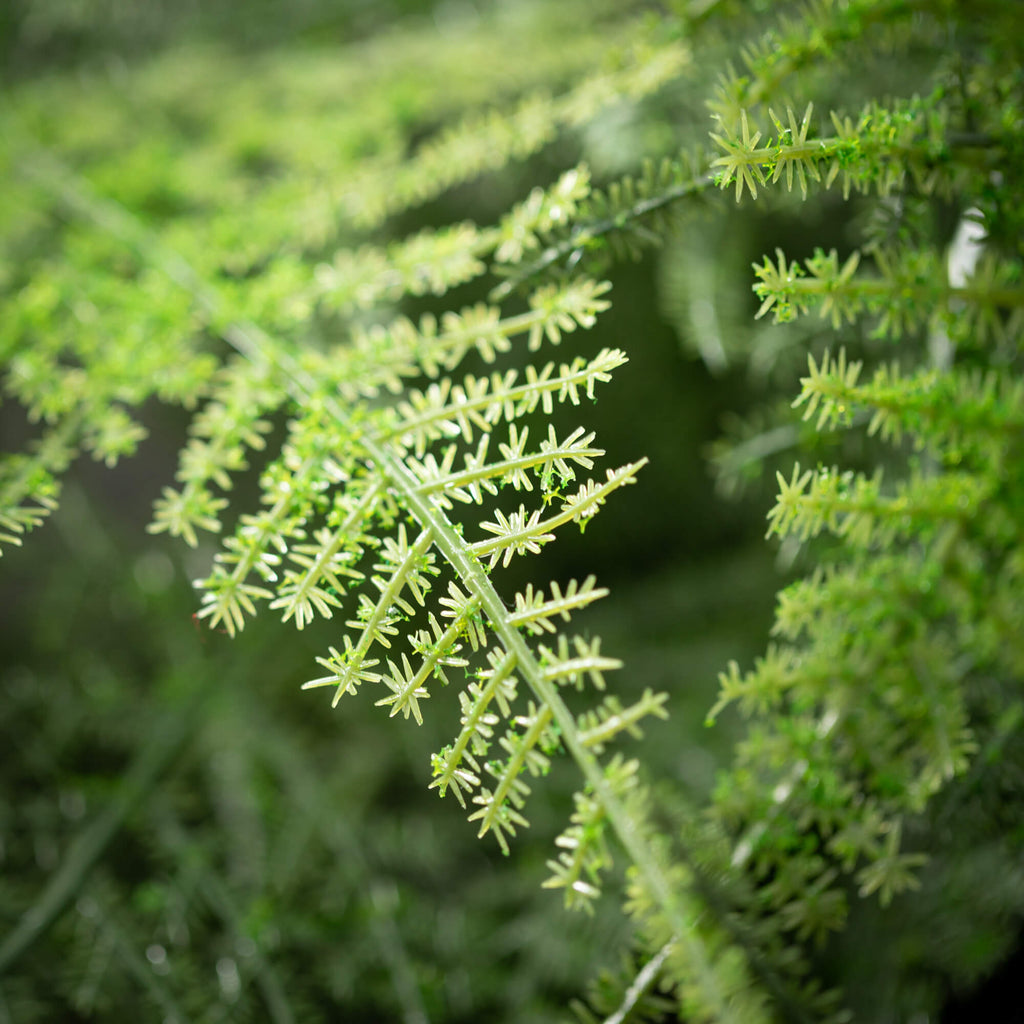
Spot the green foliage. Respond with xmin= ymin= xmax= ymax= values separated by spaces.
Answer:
xmin=2 ymin=0 xmax=1023 ymax=1021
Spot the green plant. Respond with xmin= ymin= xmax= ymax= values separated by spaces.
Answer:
xmin=2 ymin=1 xmax=1023 ymax=1020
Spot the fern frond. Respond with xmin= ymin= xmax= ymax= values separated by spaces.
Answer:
xmin=495 ymin=165 xmax=594 ymax=264
xmin=305 ymin=526 xmax=439 ymax=704
xmin=388 ymin=348 xmax=628 ymax=458
xmin=343 ymin=40 xmax=689 ymax=229
xmin=313 ymin=222 xmax=492 ymax=314
xmin=8 ymin=3 xmax=1020 ymax=1018
xmin=568 ymin=941 xmax=676 ymax=1021
xmin=468 ymin=701 xmax=557 ymax=854
xmin=854 ymin=822 xmax=928 ymax=907
xmin=406 ymin=424 xmax=601 ymax=505
xmin=623 ymin=837 xmax=773 ymax=1024
xmin=0 ymin=446 xmax=65 ymax=557
xmin=407 ymin=612 xmax=471 ymax=680
xmin=491 ymin=151 xmax=715 ymax=300
xmin=539 ymin=634 xmax=622 ymax=692
xmin=752 ymin=245 xmax=1024 ymax=341
xmin=708 ymin=0 xmax=927 ymax=123
xmin=149 ymin=357 xmax=280 ymax=548
xmin=429 ymin=648 xmax=519 ymax=808
xmin=791 ymin=349 xmax=863 ymax=431
xmin=312 ymin=166 xmax=595 ymax=316
xmin=437 ymin=582 xmax=488 ymax=651
xmin=374 ymin=653 xmax=432 ymax=725
xmin=195 ymin=421 xmax=380 ymax=635
xmin=543 ymin=754 xmax=641 ymax=912
xmin=577 ymin=691 xmax=670 ymax=753
xmin=508 ymin=576 xmax=609 ymax=635
xmin=474 ymin=506 xmax=557 ymax=568
xmin=793 ymin=353 xmax=1024 ymax=474
xmin=766 ymin=461 xmax=993 ymax=548
xmin=558 ymin=461 xmax=647 ymax=532
xmin=707 ymin=647 xmax=798 ymax=726
xmin=268 ymin=519 xmax=369 ymax=630
xmin=712 ymin=94 xmax=957 ymax=203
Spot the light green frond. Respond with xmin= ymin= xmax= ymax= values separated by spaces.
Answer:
xmin=303 ymin=635 xmax=382 ymax=703
xmin=375 ymin=653 xmax=432 ymax=726
xmin=576 ymin=691 xmax=670 ymax=753
xmin=542 ymin=759 xmax=632 ymax=911
xmin=492 ymin=151 xmax=713 ymax=299
xmin=713 ymin=95 xmax=954 ymax=205
xmin=539 ymin=635 xmax=622 ymax=692
xmin=148 ymin=357 xmax=282 ymax=547
xmin=767 ymin=462 xmax=993 ymax=548
xmin=558 ymin=460 xmax=648 ymax=532
xmin=467 ymin=701 xmax=555 ymax=853
xmin=268 ymin=524 xmax=367 ymax=630
xmin=474 ymin=506 xmax=556 ymax=568
xmin=387 ymin=348 xmax=627 ymax=458
xmin=792 ymin=348 xmax=863 ymax=431
xmin=429 ymin=649 xmax=519 ymax=808
xmin=437 ymin=582 xmax=488 ymax=651
xmin=508 ymin=576 xmax=609 ymax=635
xmin=0 ymin=443 xmax=67 ymax=557
xmin=343 ymin=38 xmax=689 ymax=229
xmin=6 ymin=3 xmax=1022 ymax=1019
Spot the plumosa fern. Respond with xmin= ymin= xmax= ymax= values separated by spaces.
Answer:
xmin=2 ymin=0 xmax=1023 ymax=1021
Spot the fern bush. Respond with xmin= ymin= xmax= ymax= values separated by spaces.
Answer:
xmin=2 ymin=0 xmax=1023 ymax=1020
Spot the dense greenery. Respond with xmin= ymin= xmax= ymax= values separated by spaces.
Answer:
xmin=2 ymin=1 xmax=1022 ymax=1020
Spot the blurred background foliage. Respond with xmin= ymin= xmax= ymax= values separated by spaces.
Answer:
xmin=1 ymin=0 xmax=1021 ymax=1020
